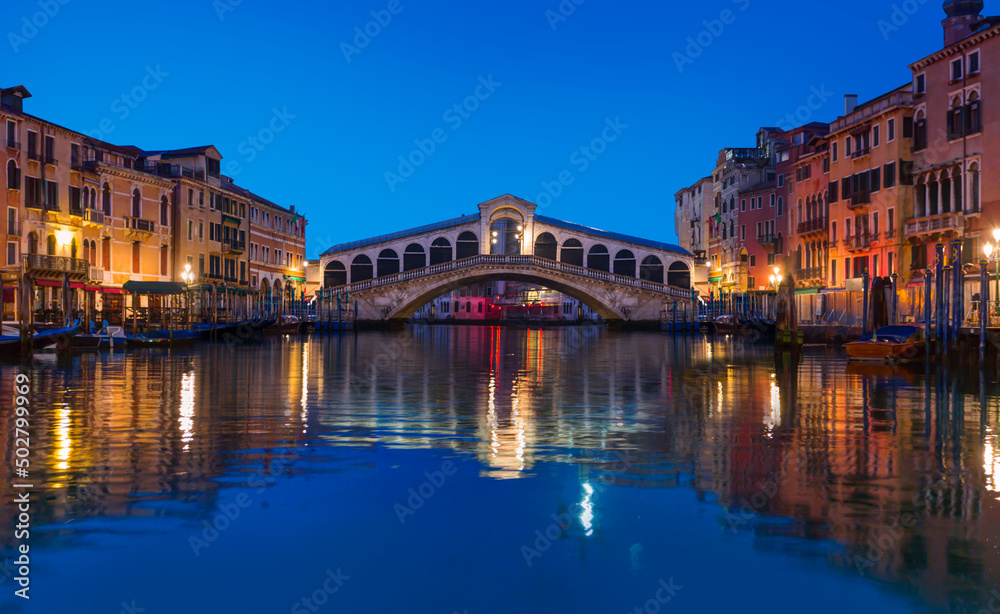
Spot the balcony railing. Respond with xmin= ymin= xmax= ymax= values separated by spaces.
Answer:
xmin=26 ymin=150 xmax=40 ymax=161
xmin=139 ymin=163 xmax=206 ymax=181
xmin=797 ymin=217 xmax=827 ymax=235
xmin=797 ymin=266 xmax=824 ymax=280
xmin=846 ymin=233 xmax=872 ymax=251
xmin=726 ymin=147 xmax=768 ymax=161
xmin=850 ymin=146 xmax=871 ymax=159
xmin=125 ymin=217 xmax=156 ymax=233
xmin=222 ymin=238 xmax=246 ymax=254
xmin=848 ymin=191 xmax=871 ymax=209
xmin=89 ymin=266 xmax=108 ymax=283
xmin=25 ymin=199 xmax=43 ymax=210
xmin=5 ymin=139 xmax=20 ymax=150
xmin=758 ymin=233 xmax=776 ymax=246
xmin=207 ymin=271 xmax=223 ymax=281
xmin=904 ymin=212 xmax=962 ymax=237
xmin=23 ymin=254 xmax=89 ymax=276
xmin=83 ymin=208 xmax=106 ymax=225
xmin=44 ymin=155 xmax=57 ymax=166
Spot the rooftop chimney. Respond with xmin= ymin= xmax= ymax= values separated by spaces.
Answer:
xmin=943 ymin=0 xmax=984 ymax=46
xmin=844 ymin=94 xmax=858 ymax=115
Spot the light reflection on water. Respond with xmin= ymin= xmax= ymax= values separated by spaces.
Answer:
xmin=0 ymin=326 xmax=998 ymax=613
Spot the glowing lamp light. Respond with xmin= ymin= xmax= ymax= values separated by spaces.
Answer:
xmin=776 ymin=274 xmax=783 ymax=284
xmin=986 ymin=243 xmax=995 ymax=258
xmin=55 ymin=228 xmax=74 ymax=247
xmin=492 ymin=239 xmax=498 ymax=244
xmin=517 ymin=225 xmax=523 ymax=232
xmin=994 ymin=228 xmax=1000 ymax=243
xmin=773 ymin=266 xmax=780 ymax=276
xmin=492 ymin=231 xmax=498 ymax=237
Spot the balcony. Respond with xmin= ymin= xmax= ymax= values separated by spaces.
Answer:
xmin=83 ymin=208 xmax=107 ymax=227
xmin=222 ymin=237 xmax=246 ymax=254
xmin=223 ymin=274 xmax=239 ymax=284
xmin=125 ymin=217 xmax=156 ymax=233
xmin=797 ymin=217 xmax=827 ymax=236
xmin=726 ymin=147 xmax=768 ymax=162
xmin=904 ymin=212 xmax=962 ymax=238
xmin=26 ymin=150 xmax=40 ymax=162
xmin=758 ymin=233 xmax=776 ymax=247
xmin=25 ymin=199 xmax=43 ymax=210
xmin=848 ymin=191 xmax=871 ymax=210
xmin=797 ymin=266 xmax=824 ymax=281
xmin=206 ymin=271 xmax=223 ymax=281
xmin=89 ymin=266 xmax=109 ymax=283
xmin=850 ymin=146 xmax=871 ymax=159
xmin=5 ymin=138 xmax=20 ymax=150
xmin=139 ymin=163 xmax=206 ymax=182
xmin=44 ymin=155 xmax=57 ymax=166
xmin=846 ymin=233 xmax=872 ymax=252
xmin=884 ymin=228 xmax=896 ymax=240
xmin=23 ymin=254 xmax=89 ymax=278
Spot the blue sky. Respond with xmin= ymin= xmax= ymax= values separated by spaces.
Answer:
xmin=3 ymin=0 xmax=948 ymax=257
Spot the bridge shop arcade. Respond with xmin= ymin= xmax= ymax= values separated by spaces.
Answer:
xmin=317 ymin=195 xmax=696 ymax=328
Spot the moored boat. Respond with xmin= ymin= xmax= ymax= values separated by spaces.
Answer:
xmin=845 ymin=325 xmax=925 ymax=362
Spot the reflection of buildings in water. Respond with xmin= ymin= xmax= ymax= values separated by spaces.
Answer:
xmin=0 ymin=344 xmax=309 ymax=548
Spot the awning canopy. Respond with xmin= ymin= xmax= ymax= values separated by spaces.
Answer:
xmin=122 ymin=281 xmax=189 ymax=294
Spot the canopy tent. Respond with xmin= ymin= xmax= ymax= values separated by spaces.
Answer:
xmin=122 ymin=281 xmax=190 ymax=294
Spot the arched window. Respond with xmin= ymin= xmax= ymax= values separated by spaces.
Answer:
xmin=640 ymin=255 xmax=664 ymax=283
xmin=430 ymin=237 xmax=452 ymax=265
xmin=403 ymin=243 xmax=425 ymax=271
xmin=47 ymin=233 xmax=56 ymax=255
xmin=6 ymin=160 xmax=18 ymax=190
xmin=102 ymin=237 xmax=111 ymax=270
xmin=456 ymin=231 xmax=478 ymax=259
xmin=466 ymin=301 xmax=471 ymax=313
xmin=970 ymin=161 xmax=981 ymax=213
xmin=90 ymin=240 xmax=98 ymax=266
xmin=102 ymin=183 xmax=112 ymax=215
xmin=587 ymin=245 xmax=609 ymax=272
xmin=613 ymin=249 xmax=636 ymax=277
xmin=561 ymin=238 xmax=584 ymax=267
xmin=478 ymin=302 xmax=483 ymax=313
xmin=90 ymin=188 xmax=97 ymax=210
xmin=160 ymin=195 xmax=169 ymax=226
xmin=667 ymin=262 xmax=691 ymax=289
xmin=377 ymin=249 xmax=400 ymax=277
xmin=160 ymin=245 xmax=169 ymax=276
xmin=350 ymin=255 xmax=373 ymax=283
xmin=490 ymin=218 xmax=521 ymax=255
xmin=132 ymin=189 xmax=142 ymax=218
xmin=83 ymin=240 xmax=90 ymax=263
xmin=324 ymin=261 xmax=347 ymax=287
xmin=534 ymin=232 xmax=557 ymax=261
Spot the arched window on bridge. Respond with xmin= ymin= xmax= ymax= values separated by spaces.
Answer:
xmin=456 ymin=232 xmax=478 ymax=259
xmin=640 ymin=255 xmax=664 ymax=283
xmin=614 ymin=249 xmax=636 ymax=277
xmin=667 ymin=262 xmax=691 ymax=289
xmin=404 ymin=243 xmax=426 ymax=271
xmin=587 ymin=244 xmax=609 ymax=272
xmin=490 ymin=219 xmax=521 ymax=255
xmin=377 ymin=249 xmax=400 ymax=277
xmin=534 ymin=232 xmax=557 ymax=261
xmin=324 ymin=261 xmax=347 ymax=287
xmin=350 ymin=255 xmax=373 ymax=283
xmin=430 ymin=238 xmax=452 ymax=265
xmin=561 ymin=238 xmax=583 ymax=267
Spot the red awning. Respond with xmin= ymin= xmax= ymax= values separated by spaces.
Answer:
xmin=102 ymin=287 xmax=123 ymax=294
xmin=85 ymin=285 xmax=102 ymax=292
xmin=70 ymin=282 xmax=84 ymax=289
xmin=35 ymin=279 xmax=61 ymax=287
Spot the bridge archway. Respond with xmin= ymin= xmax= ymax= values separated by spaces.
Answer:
xmin=588 ymin=244 xmax=609 ymax=272
xmin=534 ymin=232 xmax=557 ymax=261
xmin=377 ymin=249 xmax=400 ymax=277
xmin=324 ymin=261 xmax=347 ymax=287
xmin=667 ymin=262 xmax=690 ymax=289
xmin=614 ymin=249 xmax=636 ymax=277
xmin=561 ymin=238 xmax=583 ymax=266
xmin=456 ymin=232 xmax=479 ymax=259
xmin=404 ymin=243 xmax=426 ymax=271
xmin=351 ymin=255 xmax=373 ymax=283
xmin=430 ymin=238 xmax=452 ymax=265
xmin=490 ymin=218 xmax=522 ymax=255
xmin=640 ymin=256 xmax=664 ymax=283
xmin=388 ymin=270 xmax=637 ymax=321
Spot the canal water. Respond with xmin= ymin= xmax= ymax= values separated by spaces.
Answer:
xmin=0 ymin=326 xmax=998 ymax=613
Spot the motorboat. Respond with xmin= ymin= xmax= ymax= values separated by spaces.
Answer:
xmin=845 ymin=325 xmax=925 ymax=362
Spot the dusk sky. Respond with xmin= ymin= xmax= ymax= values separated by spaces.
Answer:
xmin=3 ymin=0 xmax=948 ymax=257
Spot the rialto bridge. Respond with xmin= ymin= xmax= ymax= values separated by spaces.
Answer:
xmin=318 ymin=195 xmax=695 ymax=324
